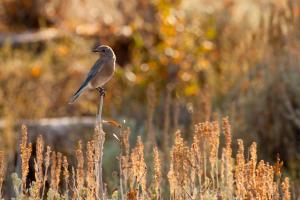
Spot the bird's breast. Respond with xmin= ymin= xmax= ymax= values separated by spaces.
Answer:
xmin=89 ymin=59 xmax=115 ymax=88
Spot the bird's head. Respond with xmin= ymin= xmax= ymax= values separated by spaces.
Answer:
xmin=92 ymin=45 xmax=115 ymax=58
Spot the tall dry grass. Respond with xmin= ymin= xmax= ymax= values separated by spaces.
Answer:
xmin=0 ymin=117 xmax=292 ymax=199
xmin=0 ymin=2 xmax=299 ymax=186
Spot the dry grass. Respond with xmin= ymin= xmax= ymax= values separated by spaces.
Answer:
xmin=20 ymin=125 xmax=32 ymax=192
xmin=0 ymin=150 xmax=5 ymax=199
xmin=0 ymin=2 xmax=299 ymax=186
xmin=0 ymin=117 xmax=292 ymax=199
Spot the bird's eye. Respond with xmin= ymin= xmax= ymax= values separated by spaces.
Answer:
xmin=102 ymin=49 xmax=105 ymax=52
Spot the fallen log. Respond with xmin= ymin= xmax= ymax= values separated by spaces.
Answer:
xmin=0 ymin=116 xmax=121 ymax=149
xmin=0 ymin=28 xmax=63 ymax=45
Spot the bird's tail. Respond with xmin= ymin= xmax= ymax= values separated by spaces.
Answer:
xmin=69 ymin=84 xmax=88 ymax=104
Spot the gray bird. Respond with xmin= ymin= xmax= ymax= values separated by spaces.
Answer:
xmin=69 ymin=45 xmax=116 ymax=103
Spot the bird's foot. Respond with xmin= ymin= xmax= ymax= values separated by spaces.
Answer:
xmin=97 ymin=87 xmax=106 ymax=97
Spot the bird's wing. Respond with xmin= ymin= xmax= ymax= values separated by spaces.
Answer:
xmin=86 ymin=58 xmax=104 ymax=79
xmin=69 ymin=59 xmax=104 ymax=104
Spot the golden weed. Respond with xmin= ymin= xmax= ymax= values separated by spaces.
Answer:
xmin=2 ymin=122 xmax=292 ymax=199
xmin=153 ymin=145 xmax=161 ymax=199
xmin=31 ymin=135 xmax=44 ymax=198
xmin=282 ymin=177 xmax=291 ymax=200
xmin=0 ymin=150 xmax=5 ymax=197
xmin=168 ymin=131 xmax=190 ymax=199
xmin=20 ymin=125 xmax=32 ymax=192
xmin=62 ymin=156 xmax=69 ymax=195
xmin=235 ymin=139 xmax=246 ymax=199
xmin=222 ymin=117 xmax=234 ymax=198
xmin=75 ymin=141 xmax=84 ymax=192
xmin=49 ymin=151 xmax=62 ymax=191
xmin=86 ymin=141 xmax=96 ymax=199
xmin=34 ymin=135 xmax=44 ymax=192
xmin=130 ymin=136 xmax=147 ymax=197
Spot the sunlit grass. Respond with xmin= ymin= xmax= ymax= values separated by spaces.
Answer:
xmin=0 ymin=118 xmax=291 ymax=199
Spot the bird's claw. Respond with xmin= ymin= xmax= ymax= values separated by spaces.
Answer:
xmin=97 ymin=87 xmax=106 ymax=97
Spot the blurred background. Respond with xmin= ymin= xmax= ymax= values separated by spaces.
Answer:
xmin=0 ymin=0 xmax=300 ymax=197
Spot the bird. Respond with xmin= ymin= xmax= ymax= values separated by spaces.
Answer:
xmin=69 ymin=45 xmax=116 ymax=104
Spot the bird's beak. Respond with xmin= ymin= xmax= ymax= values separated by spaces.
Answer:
xmin=92 ymin=47 xmax=99 ymax=52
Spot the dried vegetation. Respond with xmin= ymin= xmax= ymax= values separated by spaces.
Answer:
xmin=0 ymin=118 xmax=292 ymax=199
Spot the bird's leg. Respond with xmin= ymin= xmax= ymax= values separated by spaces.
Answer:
xmin=97 ymin=87 xmax=106 ymax=97
xmin=96 ymin=87 xmax=105 ymax=126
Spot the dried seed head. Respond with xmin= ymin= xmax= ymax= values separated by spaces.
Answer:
xmin=63 ymin=156 xmax=69 ymax=190
xmin=55 ymin=152 xmax=62 ymax=190
xmin=45 ymin=146 xmax=51 ymax=168
xmin=281 ymin=177 xmax=290 ymax=200
xmin=248 ymin=142 xmax=257 ymax=190
xmin=222 ymin=117 xmax=232 ymax=157
xmin=50 ymin=151 xmax=57 ymax=190
xmin=235 ymin=139 xmax=246 ymax=198
xmin=34 ymin=135 xmax=44 ymax=189
xmin=153 ymin=146 xmax=161 ymax=196
xmin=87 ymin=141 xmax=96 ymax=198
xmin=76 ymin=141 xmax=84 ymax=190
xmin=168 ymin=131 xmax=190 ymax=198
xmin=20 ymin=125 xmax=32 ymax=191
xmin=130 ymin=136 xmax=147 ymax=193
xmin=0 ymin=151 xmax=5 ymax=194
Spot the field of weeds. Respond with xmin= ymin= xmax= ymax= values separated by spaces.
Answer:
xmin=0 ymin=118 xmax=291 ymax=199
